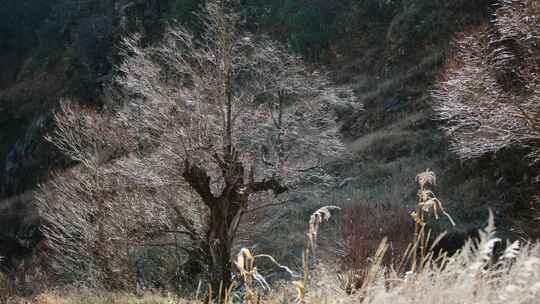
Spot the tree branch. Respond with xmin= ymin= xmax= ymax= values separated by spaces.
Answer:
xmin=157 ymin=229 xmax=196 ymax=237
xmin=249 ymin=177 xmax=288 ymax=196
xmin=244 ymin=200 xmax=288 ymax=214
xmin=171 ymin=204 xmax=201 ymax=241
xmin=136 ymin=241 xmax=194 ymax=254
xmin=182 ymin=160 xmax=216 ymax=206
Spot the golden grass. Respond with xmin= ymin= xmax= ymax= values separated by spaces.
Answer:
xmin=16 ymin=290 xmax=183 ymax=304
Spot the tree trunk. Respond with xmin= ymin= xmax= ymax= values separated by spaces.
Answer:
xmin=207 ymin=215 xmax=233 ymax=299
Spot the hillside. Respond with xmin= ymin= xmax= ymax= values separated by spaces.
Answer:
xmin=1 ymin=0 xmax=539 ymax=302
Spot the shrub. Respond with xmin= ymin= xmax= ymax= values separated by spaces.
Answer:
xmin=340 ymin=203 xmax=414 ymax=278
xmin=432 ymin=0 xmax=540 ymax=162
xmin=432 ymin=0 xmax=540 ymax=237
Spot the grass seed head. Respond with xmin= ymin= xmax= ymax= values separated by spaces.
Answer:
xmin=416 ymin=169 xmax=436 ymax=189
xmin=308 ymin=206 xmax=341 ymax=250
xmin=501 ymin=240 xmax=520 ymax=261
xmin=292 ymin=281 xmax=306 ymax=304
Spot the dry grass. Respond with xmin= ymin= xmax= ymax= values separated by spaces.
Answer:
xmin=22 ymin=231 xmax=540 ymax=304
xmin=349 ymin=129 xmax=416 ymax=157
xmin=10 ymin=227 xmax=540 ymax=304
xmin=32 ymin=291 xmax=181 ymax=304
xmin=0 ymin=272 xmax=16 ymax=304
xmin=8 ymin=170 xmax=540 ymax=304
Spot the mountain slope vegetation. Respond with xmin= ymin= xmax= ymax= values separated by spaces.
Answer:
xmin=0 ymin=0 xmax=539 ymax=302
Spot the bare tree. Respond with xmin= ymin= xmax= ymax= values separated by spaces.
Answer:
xmin=432 ymin=0 xmax=540 ymax=162
xmin=36 ymin=102 xmax=186 ymax=288
xmin=37 ymin=0 xmax=346 ymax=293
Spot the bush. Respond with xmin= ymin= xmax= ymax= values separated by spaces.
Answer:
xmin=432 ymin=0 xmax=540 ymax=162
xmin=340 ymin=202 xmax=413 ymax=275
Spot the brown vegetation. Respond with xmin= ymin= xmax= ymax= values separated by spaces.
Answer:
xmin=432 ymin=0 xmax=540 ymax=238
xmin=432 ymin=0 xmax=540 ymax=162
xmin=340 ymin=203 xmax=412 ymax=278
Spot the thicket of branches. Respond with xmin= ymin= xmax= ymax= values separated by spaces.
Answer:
xmin=36 ymin=0 xmax=347 ymax=293
xmin=432 ymin=0 xmax=540 ymax=163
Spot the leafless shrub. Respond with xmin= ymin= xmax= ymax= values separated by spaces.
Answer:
xmin=432 ymin=0 xmax=540 ymax=162
xmin=340 ymin=203 xmax=413 ymax=288
xmin=36 ymin=102 xmax=187 ymax=288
